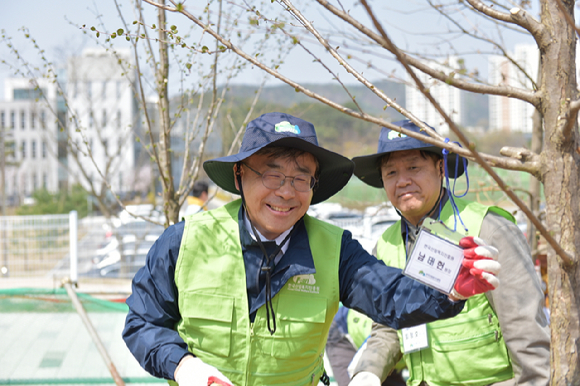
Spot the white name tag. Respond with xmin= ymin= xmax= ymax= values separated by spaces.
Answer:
xmin=403 ymin=220 xmax=465 ymax=294
xmin=401 ymin=324 xmax=429 ymax=353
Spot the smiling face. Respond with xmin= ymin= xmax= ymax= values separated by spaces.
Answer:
xmin=381 ymin=149 xmax=443 ymax=226
xmin=235 ymin=150 xmax=317 ymax=240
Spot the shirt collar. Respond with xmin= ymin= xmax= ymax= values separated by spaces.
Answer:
xmin=401 ymin=188 xmax=450 ymax=238
xmin=242 ymin=209 xmax=293 ymax=256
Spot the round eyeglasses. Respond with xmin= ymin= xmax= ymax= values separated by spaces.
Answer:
xmin=242 ymin=162 xmax=317 ymax=192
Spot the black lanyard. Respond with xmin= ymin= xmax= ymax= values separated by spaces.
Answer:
xmin=247 ymin=216 xmax=297 ymax=335
xmin=237 ymin=168 xmax=298 ymax=335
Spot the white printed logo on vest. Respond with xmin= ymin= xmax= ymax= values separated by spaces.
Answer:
xmin=288 ymin=274 xmax=320 ymax=294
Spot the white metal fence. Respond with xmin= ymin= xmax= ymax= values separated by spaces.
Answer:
xmin=0 ymin=212 xmax=108 ymax=281
xmin=0 ymin=205 xmax=398 ymax=282
xmin=0 ymin=213 xmax=71 ymax=278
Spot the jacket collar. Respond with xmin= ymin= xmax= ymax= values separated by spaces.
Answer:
xmin=238 ymin=206 xmax=316 ymax=315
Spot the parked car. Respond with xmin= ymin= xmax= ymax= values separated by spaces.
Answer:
xmin=115 ymin=204 xmax=164 ymax=226
xmin=357 ymin=216 xmax=398 ymax=254
xmin=308 ymin=203 xmax=365 ymax=236
xmin=94 ymin=234 xmax=157 ymax=267
xmin=84 ymin=219 xmax=164 ymax=279
xmin=97 ymin=257 xmax=148 ymax=279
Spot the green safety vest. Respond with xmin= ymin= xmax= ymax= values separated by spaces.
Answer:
xmin=174 ymin=199 xmax=341 ymax=385
xmin=376 ymin=198 xmax=515 ymax=386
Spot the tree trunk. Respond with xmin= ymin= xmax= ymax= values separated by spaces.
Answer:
xmin=539 ymin=1 xmax=580 ymax=383
xmin=156 ymin=2 xmax=180 ymax=226
xmin=529 ymin=108 xmax=542 ymax=255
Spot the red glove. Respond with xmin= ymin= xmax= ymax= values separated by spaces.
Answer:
xmin=208 ymin=377 xmax=233 ymax=386
xmin=452 ymin=236 xmax=501 ymax=299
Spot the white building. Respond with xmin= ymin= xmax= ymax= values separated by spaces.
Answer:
xmin=66 ymin=47 xmax=140 ymax=196
xmin=0 ymin=78 xmax=60 ymax=203
xmin=405 ymin=57 xmax=464 ymax=135
xmin=488 ymin=44 xmax=540 ymax=133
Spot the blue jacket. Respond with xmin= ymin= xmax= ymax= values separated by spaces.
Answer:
xmin=122 ymin=206 xmax=464 ymax=380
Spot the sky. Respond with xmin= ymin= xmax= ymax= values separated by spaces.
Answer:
xmin=0 ymin=0 xmax=538 ymax=101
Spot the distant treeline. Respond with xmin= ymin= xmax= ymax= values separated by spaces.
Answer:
xmin=217 ymin=80 xmax=407 ymax=157
xmin=215 ymin=80 xmax=490 ymax=158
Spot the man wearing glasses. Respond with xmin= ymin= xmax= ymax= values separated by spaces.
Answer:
xmin=122 ymin=112 xmax=501 ymax=386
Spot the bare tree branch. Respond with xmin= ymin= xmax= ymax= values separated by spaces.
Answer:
xmin=560 ymin=99 xmax=580 ymax=140
xmin=464 ymin=0 xmax=548 ymax=47
xmin=426 ymin=0 xmax=538 ymax=90
xmin=358 ymin=0 xmax=572 ymax=266
xmin=500 ymin=146 xmax=541 ymax=166
xmin=240 ymin=2 xmax=365 ymax=113
xmin=177 ymin=88 xmax=206 ymax=198
xmin=314 ymin=0 xmax=541 ymax=107
xmin=140 ymin=0 xmax=540 ymax=175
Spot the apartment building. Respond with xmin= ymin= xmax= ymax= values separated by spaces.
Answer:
xmin=405 ymin=57 xmax=464 ymax=135
xmin=66 ymin=47 xmax=140 ymax=196
xmin=488 ymin=44 xmax=540 ymax=133
xmin=0 ymin=78 xmax=60 ymax=204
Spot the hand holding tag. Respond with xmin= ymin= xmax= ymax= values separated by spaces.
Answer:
xmin=452 ymin=236 xmax=501 ymax=299
xmin=404 ymin=221 xmax=465 ymax=294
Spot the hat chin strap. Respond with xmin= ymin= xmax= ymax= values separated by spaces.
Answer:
xmin=236 ymin=163 xmax=248 ymax=214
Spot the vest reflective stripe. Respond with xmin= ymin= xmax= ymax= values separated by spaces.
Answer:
xmin=376 ymin=198 xmax=514 ymax=386
xmin=174 ymin=200 xmax=341 ymax=385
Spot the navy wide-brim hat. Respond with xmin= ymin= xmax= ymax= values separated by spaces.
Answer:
xmin=353 ymin=120 xmax=467 ymax=188
xmin=203 ymin=112 xmax=354 ymax=205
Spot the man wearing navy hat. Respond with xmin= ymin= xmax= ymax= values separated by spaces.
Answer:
xmin=349 ymin=120 xmax=549 ymax=386
xmin=122 ymin=113 xmax=501 ymax=386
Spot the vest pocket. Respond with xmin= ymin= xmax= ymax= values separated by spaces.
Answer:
xmin=180 ymin=292 xmax=234 ymax=358
xmin=260 ymin=294 xmax=327 ymax=359
xmin=423 ymin=329 xmax=512 ymax=383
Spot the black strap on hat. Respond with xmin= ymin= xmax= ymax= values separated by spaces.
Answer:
xmin=236 ymin=163 xmax=299 ymax=335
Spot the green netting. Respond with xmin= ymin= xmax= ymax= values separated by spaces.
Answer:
xmin=0 ymin=288 xmax=164 ymax=385
xmin=0 ymin=288 xmax=128 ymax=313
xmin=0 ymin=288 xmax=335 ymax=385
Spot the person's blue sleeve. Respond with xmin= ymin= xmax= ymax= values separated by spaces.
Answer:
xmin=122 ymin=221 xmax=189 ymax=380
xmin=333 ymin=305 xmax=349 ymax=335
xmin=338 ymin=231 xmax=464 ymax=330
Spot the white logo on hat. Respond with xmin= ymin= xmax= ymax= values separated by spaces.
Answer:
xmin=275 ymin=121 xmax=301 ymax=134
xmin=387 ymin=131 xmax=407 ymax=140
